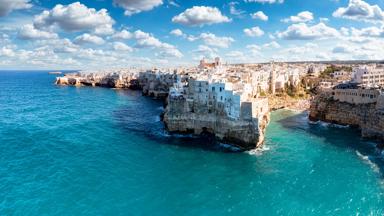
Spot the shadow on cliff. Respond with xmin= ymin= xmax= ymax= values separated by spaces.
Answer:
xmin=277 ymin=110 xmax=384 ymax=177
xmin=111 ymin=90 xmax=241 ymax=153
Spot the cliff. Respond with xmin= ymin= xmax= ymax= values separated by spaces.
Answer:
xmin=309 ymin=94 xmax=384 ymax=141
xmin=56 ymin=72 xmax=272 ymax=150
xmin=268 ymin=95 xmax=310 ymax=111
xmin=56 ymin=74 xmax=135 ymax=89
xmin=56 ymin=71 xmax=179 ymax=100
xmin=163 ymin=96 xmax=270 ymax=150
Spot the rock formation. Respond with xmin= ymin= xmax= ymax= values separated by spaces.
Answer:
xmin=309 ymin=93 xmax=384 ymax=141
xmin=163 ymin=86 xmax=270 ymax=150
xmin=56 ymin=70 xmax=271 ymax=150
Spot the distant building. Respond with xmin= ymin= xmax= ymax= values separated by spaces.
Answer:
xmin=331 ymin=83 xmax=382 ymax=104
xmin=352 ymin=65 xmax=384 ymax=87
xmin=199 ymin=57 xmax=222 ymax=70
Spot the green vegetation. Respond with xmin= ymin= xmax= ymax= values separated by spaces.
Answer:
xmin=259 ymin=90 xmax=267 ymax=97
xmin=319 ymin=65 xmax=352 ymax=78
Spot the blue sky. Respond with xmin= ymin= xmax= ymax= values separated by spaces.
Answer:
xmin=0 ymin=0 xmax=383 ymax=69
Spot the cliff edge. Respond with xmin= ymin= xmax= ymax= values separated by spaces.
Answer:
xmin=309 ymin=93 xmax=384 ymax=141
xmin=164 ymin=95 xmax=270 ymax=150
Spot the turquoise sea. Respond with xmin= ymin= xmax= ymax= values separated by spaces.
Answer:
xmin=0 ymin=71 xmax=384 ymax=215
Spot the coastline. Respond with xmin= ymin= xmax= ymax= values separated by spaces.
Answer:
xmin=55 ymin=72 xmax=271 ymax=150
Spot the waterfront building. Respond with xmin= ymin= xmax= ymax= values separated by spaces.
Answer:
xmin=331 ymin=83 xmax=383 ymax=105
xmin=352 ymin=65 xmax=384 ymax=87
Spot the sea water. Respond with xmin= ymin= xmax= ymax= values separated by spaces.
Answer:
xmin=0 ymin=71 xmax=383 ymax=215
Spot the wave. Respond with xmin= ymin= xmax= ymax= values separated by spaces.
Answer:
xmin=307 ymin=118 xmax=350 ymax=128
xmin=247 ymin=145 xmax=271 ymax=156
xmin=355 ymin=151 xmax=380 ymax=174
xmin=308 ymin=120 xmax=319 ymax=124
xmin=310 ymin=120 xmax=350 ymax=129
xmin=159 ymin=130 xmax=195 ymax=138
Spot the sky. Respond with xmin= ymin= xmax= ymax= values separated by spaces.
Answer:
xmin=0 ymin=0 xmax=384 ymax=69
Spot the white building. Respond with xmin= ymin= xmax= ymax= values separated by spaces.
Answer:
xmin=352 ymin=65 xmax=384 ymax=87
xmin=332 ymin=83 xmax=382 ymax=104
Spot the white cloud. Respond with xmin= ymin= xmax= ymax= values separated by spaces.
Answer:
xmin=350 ymin=26 xmax=384 ymax=37
xmin=0 ymin=0 xmax=32 ymax=17
xmin=0 ymin=46 xmax=15 ymax=57
xmin=192 ymin=46 xmax=218 ymax=59
xmin=244 ymin=26 xmax=264 ymax=37
xmin=333 ymin=0 xmax=384 ymax=23
xmin=74 ymin=34 xmax=105 ymax=45
xmin=33 ymin=2 xmax=115 ymax=35
xmin=332 ymin=45 xmax=353 ymax=53
xmin=132 ymin=30 xmax=183 ymax=58
xmin=170 ymin=29 xmax=183 ymax=37
xmin=246 ymin=44 xmax=261 ymax=55
xmin=229 ymin=2 xmax=245 ymax=16
xmin=18 ymin=24 xmax=58 ymax=40
xmin=198 ymin=33 xmax=234 ymax=48
xmin=320 ymin=17 xmax=329 ymax=22
xmin=226 ymin=50 xmax=244 ymax=58
xmin=113 ymin=0 xmax=163 ymax=16
xmin=157 ymin=48 xmax=183 ymax=58
xmin=251 ymin=11 xmax=268 ymax=21
xmin=133 ymin=30 xmax=164 ymax=48
xmin=172 ymin=6 xmax=230 ymax=26
xmin=279 ymin=43 xmax=321 ymax=58
xmin=263 ymin=41 xmax=280 ymax=48
xmin=282 ymin=11 xmax=314 ymax=23
xmin=112 ymin=30 xmax=133 ymax=40
xmin=245 ymin=0 xmax=283 ymax=4
xmin=51 ymin=39 xmax=79 ymax=53
xmin=0 ymin=34 xmax=10 ymax=46
xmin=113 ymin=42 xmax=133 ymax=51
xmin=173 ymin=31 xmax=234 ymax=48
xmin=168 ymin=1 xmax=180 ymax=7
xmin=277 ymin=22 xmax=339 ymax=40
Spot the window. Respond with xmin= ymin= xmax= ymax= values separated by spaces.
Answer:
xmin=212 ymin=87 xmax=215 ymax=92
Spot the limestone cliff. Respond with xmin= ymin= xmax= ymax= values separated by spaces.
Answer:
xmin=163 ymin=97 xmax=270 ymax=150
xmin=309 ymin=94 xmax=384 ymax=141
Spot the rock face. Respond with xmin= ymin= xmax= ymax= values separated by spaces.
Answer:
xmin=56 ymin=71 xmax=271 ymax=149
xmin=56 ymin=77 xmax=82 ymax=86
xmin=309 ymin=93 xmax=384 ymax=141
xmin=268 ymin=95 xmax=310 ymax=111
xmin=138 ymin=72 xmax=182 ymax=99
xmin=164 ymin=97 xmax=270 ymax=150
xmin=55 ymin=73 xmax=139 ymax=89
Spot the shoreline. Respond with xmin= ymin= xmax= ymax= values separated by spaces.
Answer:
xmin=55 ymin=73 xmax=270 ymax=151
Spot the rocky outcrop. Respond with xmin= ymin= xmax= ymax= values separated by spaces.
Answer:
xmin=163 ymin=97 xmax=270 ymax=150
xmin=309 ymin=93 xmax=384 ymax=141
xmin=268 ymin=95 xmax=310 ymax=111
xmin=164 ymin=113 xmax=269 ymax=150
xmin=56 ymin=76 xmax=82 ymax=86
xmin=56 ymin=71 xmax=271 ymax=150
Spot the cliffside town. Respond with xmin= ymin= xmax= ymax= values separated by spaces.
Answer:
xmin=309 ymin=64 xmax=384 ymax=143
xmin=56 ymin=58 xmax=371 ymax=149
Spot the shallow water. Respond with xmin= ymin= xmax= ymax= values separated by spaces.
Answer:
xmin=0 ymin=71 xmax=383 ymax=215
